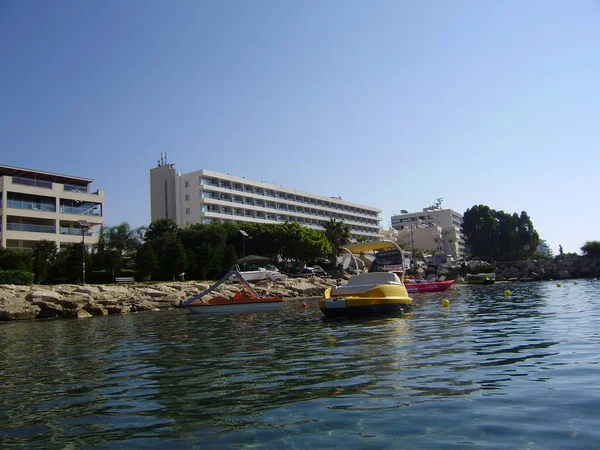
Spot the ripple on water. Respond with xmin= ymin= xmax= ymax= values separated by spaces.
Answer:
xmin=1 ymin=281 xmax=600 ymax=448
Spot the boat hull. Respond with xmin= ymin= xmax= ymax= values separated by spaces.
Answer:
xmin=319 ymin=297 xmax=412 ymax=318
xmin=319 ymin=283 xmax=412 ymax=318
xmin=404 ymin=279 xmax=455 ymax=293
xmin=466 ymin=273 xmax=496 ymax=285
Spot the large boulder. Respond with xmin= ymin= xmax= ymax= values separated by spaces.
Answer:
xmin=26 ymin=289 xmax=63 ymax=303
xmin=97 ymin=285 xmax=130 ymax=294
xmin=556 ymin=270 xmax=572 ymax=279
xmin=30 ymin=300 xmax=63 ymax=319
xmin=83 ymin=302 xmax=109 ymax=316
xmin=75 ymin=285 xmax=99 ymax=295
xmin=136 ymin=288 xmax=169 ymax=298
xmin=56 ymin=296 xmax=91 ymax=309
xmin=0 ymin=297 xmax=41 ymax=321
xmin=105 ymin=305 xmax=131 ymax=314
xmin=59 ymin=308 xmax=93 ymax=319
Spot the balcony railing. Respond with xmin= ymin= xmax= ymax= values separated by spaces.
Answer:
xmin=12 ymin=176 xmax=52 ymax=189
xmin=63 ymin=184 xmax=89 ymax=194
xmin=7 ymin=200 xmax=56 ymax=212
xmin=59 ymin=227 xmax=93 ymax=236
xmin=7 ymin=223 xmax=56 ymax=233
xmin=60 ymin=204 xmax=102 ymax=216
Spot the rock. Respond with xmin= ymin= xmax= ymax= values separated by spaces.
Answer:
xmin=75 ymin=286 xmax=98 ymax=295
xmin=59 ymin=308 xmax=93 ymax=319
xmin=0 ymin=298 xmax=41 ymax=321
xmin=556 ymin=270 xmax=571 ymax=279
xmin=83 ymin=302 xmax=108 ymax=316
xmin=97 ymin=285 xmax=129 ymax=294
xmin=136 ymin=288 xmax=168 ymax=298
xmin=56 ymin=296 xmax=90 ymax=309
xmin=26 ymin=290 xmax=63 ymax=302
xmin=131 ymin=300 xmax=160 ymax=312
xmin=0 ymin=284 xmax=31 ymax=293
xmin=31 ymin=300 xmax=63 ymax=318
xmin=106 ymin=305 xmax=131 ymax=314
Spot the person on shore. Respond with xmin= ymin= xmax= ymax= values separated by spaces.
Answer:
xmin=559 ymin=245 xmax=564 ymax=262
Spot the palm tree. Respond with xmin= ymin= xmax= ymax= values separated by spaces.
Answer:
xmin=145 ymin=218 xmax=178 ymax=243
xmin=322 ymin=219 xmax=351 ymax=256
xmin=106 ymin=222 xmax=140 ymax=256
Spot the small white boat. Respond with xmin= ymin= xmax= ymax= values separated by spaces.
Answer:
xmin=183 ymin=269 xmax=284 ymax=314
xmin=231 ymin=267 xmax=287 ymax=281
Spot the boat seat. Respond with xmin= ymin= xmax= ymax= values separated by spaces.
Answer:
xmin=331 ymin=272 xmax=402 ymax=297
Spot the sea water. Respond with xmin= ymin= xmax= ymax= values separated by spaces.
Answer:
xmin=1 ymin=280 xmax=600 ymax=449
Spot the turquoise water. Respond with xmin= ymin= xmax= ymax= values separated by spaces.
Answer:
xmin=1 ymin=280 xmax=600 ymax=449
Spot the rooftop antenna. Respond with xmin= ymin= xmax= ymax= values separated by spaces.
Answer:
xmin=436 ymin=197 xmax=443 ymax=209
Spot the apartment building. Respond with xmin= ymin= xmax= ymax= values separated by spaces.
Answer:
xmin=150 ymin=157 xmax=383 ymax=240
xmin=0 ymin=164 xmax=105 ymax=252
xmin=390 ymin=204 xmax=466 ymax=259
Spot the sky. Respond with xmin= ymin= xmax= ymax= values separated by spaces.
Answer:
xmin=1 ymin=0 xmax=599 ymax=255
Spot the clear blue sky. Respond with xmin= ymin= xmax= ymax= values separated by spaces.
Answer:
xmin=1 ymin=0 xmax=599 ymax=255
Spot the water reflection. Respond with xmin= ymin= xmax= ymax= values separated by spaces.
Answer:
xmin=1 ymin=281 xmax=600 ymax=448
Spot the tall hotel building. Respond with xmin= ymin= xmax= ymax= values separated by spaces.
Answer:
xmin=390 ymin=204 xmax=466 ymax=258
xmin=150 ymin=156 xmax=383 ymax=241
xmin=0 ymin=164 xmax=105 ymax=251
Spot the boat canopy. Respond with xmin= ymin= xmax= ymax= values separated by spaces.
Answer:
xmin=342 ymin=240 xmax=400 ymax=254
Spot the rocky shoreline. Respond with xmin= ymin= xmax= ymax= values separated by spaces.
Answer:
xmin=0 ymin=276 xmax=337 ymax=322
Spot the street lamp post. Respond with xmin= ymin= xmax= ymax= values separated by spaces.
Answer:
xmin=239 ymin=230 xmax=251 ymax=270
xmin=410 ymin=226 xmax=415 ymax=268
xmin=78 ymin=220 xmax=90 ymax=284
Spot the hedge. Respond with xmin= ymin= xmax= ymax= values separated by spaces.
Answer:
xmin=0 ymin=270 xmax=35 ymax=285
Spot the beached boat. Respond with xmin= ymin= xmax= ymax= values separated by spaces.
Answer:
xmin=183 ymin=269 xmax=284 ymax=314
xmin=231 ymin=266 xmax=287 ymax=281
xmin=319 ymin=241 xmax=413 ymax=318
xmin=466 ymin=273 xmax=496 ymax=285
xmin=402 ymin=278 xmax=455 ymax=293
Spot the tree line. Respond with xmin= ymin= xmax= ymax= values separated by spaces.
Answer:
xmin=460 ymin=205 xmax=540 ymax=261
xmin=0 ymin=218 xmax=352 ymax=284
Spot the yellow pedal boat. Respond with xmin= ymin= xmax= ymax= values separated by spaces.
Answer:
xmin=320 ymin=272 xmax=413 ymax=318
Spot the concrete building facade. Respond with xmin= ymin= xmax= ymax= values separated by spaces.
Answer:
xmin=391 ymin=205 xmax=466 ymax=259
xmin=0 ymin=165 xmax=105 ymax=251
xmin=150 ymin=157 xmax=383 ymax=241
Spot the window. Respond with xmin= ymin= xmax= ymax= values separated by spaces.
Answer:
xmin=184 ymin=180 xmax=190 ymax=188
xmin=185 ymin=194 xmax=190 ymax=201
xmin=185 ymin=208 xmax=190 ymax=215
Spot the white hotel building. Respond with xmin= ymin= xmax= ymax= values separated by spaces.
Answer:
xmin=391 ymin=205 xmax=466 ymax=259
xmin=150 ymin=158 xmax=383 ymax=241
xmin=0 ymin=165 xmax=105 ymax=251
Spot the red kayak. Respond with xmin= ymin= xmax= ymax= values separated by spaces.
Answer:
xmin=401 ymin=278 xmax=455 ymax=293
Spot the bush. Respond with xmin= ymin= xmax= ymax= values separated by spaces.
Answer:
xmin=86 ymin=271 xmax=115 ymax=285
xmin=0 ymin=270 xmax=35 ymax=285
xmin=581 ymin=241 xmax=600 ymax=256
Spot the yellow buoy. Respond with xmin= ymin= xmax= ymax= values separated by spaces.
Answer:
xmin=556 ymin=283 xmax=562 ymax=288
xmin=442 ymin=299 xmax=450 ymax=308
xmin=504 ymin=289 xmax=511 ymax=296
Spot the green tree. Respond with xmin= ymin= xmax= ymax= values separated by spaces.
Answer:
xmin=32 ymin=240 xmax=58 ymax=283
xmin=322 ymin=219 xmax=351 ymax=263
xmin=145 ymin=218 xmax=179 ymax=243
xmin=581 ymin=241 xmax=600 ymax=256
xmin=462 ymin=205 xmax=539 ymax=261
xmin=105 ymin=222 xmax=140 ymax=256
xmin=135 ymin=243 xmax=159 ymax=280
xmin=53 ymin=243 xmax=91 ymax=284
xmin=0 ymin=248 xmax=33 ymax=272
